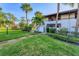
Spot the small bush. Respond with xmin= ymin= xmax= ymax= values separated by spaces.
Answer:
xmin=47 ymin=27 xmax=56 ymax=33
xmin=58 ymin=28 xmax=68 ymax=35
xmin=48 ymin=33 xmax=79 ymax=43
xmin=71 ymin=37 xmax=79 ymax=42
xmin=48 ymin=33 xmax=67 ymax=41
xmin=34 ymin=31 xmax=41 ymax=33
xmin=49 ymin=27 xmax=56 ymax=33
xmin=22 ymin=25 xmax=32 ymax=32
xmin=72 ymin=32 xmax=79 ymax=37
xmin=11 ymin=25 xmax=19 ymax=30
xmin=46 ymin=27 xmax=49 ymax=33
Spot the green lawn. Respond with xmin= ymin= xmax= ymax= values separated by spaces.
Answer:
xmin=0 ymin=34 xmax=79 ymax=56
xmin=0 ymin=30 xmax=30 ymax=42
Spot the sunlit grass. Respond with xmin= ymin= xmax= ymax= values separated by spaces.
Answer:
xmin=0 ymin=30 xmax=30 ymax=41
xmin=0 ymin=35 xmax=79 ymax=56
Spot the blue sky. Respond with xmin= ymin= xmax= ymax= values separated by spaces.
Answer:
xmin=0 ymin=3 xmax=77 ymax=20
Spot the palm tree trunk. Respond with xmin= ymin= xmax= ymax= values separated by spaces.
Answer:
xmin=36 ymin=25 xmax=39 ymax=31
xmin=26 ymin=11 xmax=28 ymax=25
xmin=55 ymin=3 xmax=60 ymax=33
xmin=75 ymin=3 xmax=79 ymax=37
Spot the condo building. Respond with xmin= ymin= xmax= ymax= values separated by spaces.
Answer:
xmin=37 ymin=9 xmax=79 ymax=32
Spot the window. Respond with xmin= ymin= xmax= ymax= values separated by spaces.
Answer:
xmin=47 ymin=23 xmax=61 ymax=28
xmin=57 ymin=24 xmax=61 ymax=28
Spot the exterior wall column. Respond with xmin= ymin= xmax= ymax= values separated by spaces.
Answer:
xmin=44 ymin=23 xmax=47 ymax=33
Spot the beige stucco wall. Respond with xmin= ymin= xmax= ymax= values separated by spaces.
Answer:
xmin=70 ymin=13 xmax=75 ymax=18
xmin=60 ymin=13 xmax=75 ymax=19
xmin=61 ymin=14 xmax=69 ymax=19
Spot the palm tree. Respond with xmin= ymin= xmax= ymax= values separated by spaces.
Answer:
xmin=55 ymin=3 xmax=60 ymax=33
xmin=0 ymin=8 xmax=7 ymax=29
xmin=0 ymin=7 xmax=17 ymax=34
xmin=32 ymin=11 xmax=45 ymax=31
xmin=21 ymin=3 xmax=32 ymax=25
xmin=63 ymin=3 xmax=79 ymax=37
xmin=0 ymin=7 xmax=3 ymax=27
xmin=5 ymin=13 xmax=17 ymax=34
xmin=19 ymin=17 xmax=26 ymax=29
xmin=6 ymin=13 xmax=16 ymax=26
xmin=0 ymin=7 xmax=9 ymax=33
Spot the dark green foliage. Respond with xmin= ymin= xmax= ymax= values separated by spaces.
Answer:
xmin=21 ymin=3 xmax=32 ymax=12
xmin=19 ymin=17 xmax=26 ymax=30
xmin=48 ymin=33 xmax=67 ymax=41
xmin=34 ymin=31 xmax=42 ymax=33
xmin=22 ymin=24 xmax=32 ymax=32
xmin=32 ymin=11 xmax=45 ymax=31
xmin=46 ymin=27 xmax=49 ymax=32
xmin=48 ymin=33 xmax=79 ymax=43
xmin=11 ymin=25 xmax=19 ymax=30
xmin=58 ymin=28 xmax=68 ymax=35
xmin=47 ymin=27 xmax=56 ymax=33
xmin=21 ymin=3 xmax=32 ymax=25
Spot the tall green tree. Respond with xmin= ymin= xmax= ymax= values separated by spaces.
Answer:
xmin=21 ymin=3 xmax=32 ymax=25
xmin=0 ymin=8 xmax=7 ymax=28
xmin=5 ymin=13 xmax=17 ymax=34
xmin=32 ymin=11 xmax=45 ymax=31
xmin=0 ymin=7 xmax=8 ymax=34
xmin=19 ymin=17 xmax=26 ymax=29
xmin=0 ymin=7 xmax=17 ymax=33
xmin=6 ymin=13 xmax=17 ymax=26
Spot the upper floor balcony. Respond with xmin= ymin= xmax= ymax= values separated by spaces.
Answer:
xmin=44 ymin=18 xmax=76 ymax=26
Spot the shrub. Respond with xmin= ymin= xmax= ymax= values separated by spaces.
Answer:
xmin=11 ymin=25 xmax=19 ymax=30
xmin=49 ymin=27 xmax=56 ymax=33
xmin=19 ymin=22 xmax=25 ymax=30
xmin=58 ymin=28 xmax=68 ymax=35
xmin=34 ymin=31 xmax=41 ymax=33
xmin=47 ymin=27 xmax=56 ymax=33
xmin=48 ymin=33 xmax=68 ymax=41
xmin=46 ymin=27 xmax=49 ymax=33
xmin=71 ymin=37 xmax=79 ymax=42
xmin=48 ymin=33 xmax=79 ymax=43
xmin=72 ymin=32 xmax=79 ymax=37
xmin=22 ymin=25 xmax=32 ymax=32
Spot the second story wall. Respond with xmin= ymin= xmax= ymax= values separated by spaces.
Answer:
xmin=45 ymin=9 xmax=77 ymax=21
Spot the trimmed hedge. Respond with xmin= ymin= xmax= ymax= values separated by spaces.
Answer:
xmin=48 ymin=33 xmax=68 ymax=41
xmin=47 ymin=33 xmax=79 ymax=43
xmin=22 ymin=25 xmax=32 ymax=32
xmin=47 ymin=27 xmax=56 ymax=33
xmin=58 ymin=28 xmax=68 ymax=35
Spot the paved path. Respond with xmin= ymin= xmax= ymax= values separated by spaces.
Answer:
xmin=0 ymin=34 xmax=35 ymax=49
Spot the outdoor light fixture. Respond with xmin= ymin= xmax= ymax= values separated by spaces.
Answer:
xmin=6 ymin=25 xmax=9 ymax=28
